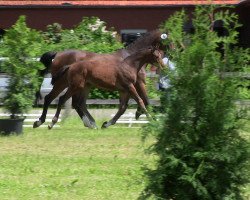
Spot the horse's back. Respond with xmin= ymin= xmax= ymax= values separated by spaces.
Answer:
xmin=51 ymin=50 xmax=95 ymax=75
xmin=66 ymin=54 xmax=125 ymax=90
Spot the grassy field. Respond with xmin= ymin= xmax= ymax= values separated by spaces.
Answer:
xmin=0 ymin=116 xmax=249 ymax=200
xmin=0 ymin=117 xmax=154 ymax=200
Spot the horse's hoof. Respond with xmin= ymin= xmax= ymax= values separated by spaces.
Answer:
xmin=147 ymin=114 xmax=155 ymax=121
xmin=48 ymin=124 xmax=53 ymax=130
xmin=91 ymin=123 xmax=98 ymax=129
xmin=101 ymin=121 xmax=109 ymax=129
xmin=135 ymin=111 xmax=141 ymax=120
xmin=89 ymin=126 xmax=98 ymax=130
xmin=88 ymin=123 xmax=98 ymax=129
xmin=82 ymin=116 xmax=92 ymax=128
xmin=33 ymin=121 xmax=41 ymax=128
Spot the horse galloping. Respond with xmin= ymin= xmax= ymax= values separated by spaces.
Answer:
xmin=48 ymin=46 xmax=165 ymax=129
xmin=34 ymin=30 xmax=167 ymax=129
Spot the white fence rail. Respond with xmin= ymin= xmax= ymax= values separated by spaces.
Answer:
xmin=0 ymin=113 xmax=61 ymax=128
xmin=111 ymin=112 xmax=149 ymax=127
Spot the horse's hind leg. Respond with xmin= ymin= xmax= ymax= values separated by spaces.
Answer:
xmin=79 ymin=87 xmax=98 ymax=128
xmin=72 ymin=94 xmax=91 ymax=127
xmin=102 ymin=92 xmax=129 ymax=128
xmin=48 ymin=86 xmax=77 ymax=129
xmin=72 ymin=88 xmax=97 ymax=129
xmin=33 ymin=81 xmax=67 ymax=128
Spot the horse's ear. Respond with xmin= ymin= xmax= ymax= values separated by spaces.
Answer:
xmin=151 ymin=44 xmax=160 ymax=53
xmin=155 ymin=44 xmax=160 ymax=49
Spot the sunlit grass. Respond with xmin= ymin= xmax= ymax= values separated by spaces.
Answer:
xmin=0 ymin=117 xmax=154 ymax=200
xmin=0 ymin=115 xmax=249 ymax=200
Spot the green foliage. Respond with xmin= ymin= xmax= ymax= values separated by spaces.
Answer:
xmin=44 ymin=17 xmax=123 ymax=53
xmin=43 ymin=23 xmax=62 ymax=44
xmin=141 ymin=5 xmax=250 ymax=200
xmin=146 ymin=76 xmax=161 ymax=99
xmin=88 ymin=88 xmax=119 ymax=99
xmin=2 ymin=16 xmax=44 ymax=117
xmin=238 ymin=86 xmax=250 ymax=100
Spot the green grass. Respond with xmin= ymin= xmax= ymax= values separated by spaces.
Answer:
xmin=0 ymin=117 xmax=154 ymax=200
xmin=0 ymin=116 xmax=249 ymax=200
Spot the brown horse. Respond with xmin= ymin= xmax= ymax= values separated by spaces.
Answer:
xmin=48 ymin=46 xmax=165 ymax=129
xmin=34 ymin=30 xmax=166 ymax=129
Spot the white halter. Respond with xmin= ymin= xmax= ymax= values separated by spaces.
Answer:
xmin=161 ymin=33 xmax=168 ymax=40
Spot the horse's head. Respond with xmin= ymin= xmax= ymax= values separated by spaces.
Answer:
xmin=124 ymin=45 xmax=166 ymax=70
xmin=147 ymin=46 xmax=165 ymax=69
xmin=155 ymin=31 xmax=168 ymax=51
xmin=126 ymin=29 xmax=168 ymax=53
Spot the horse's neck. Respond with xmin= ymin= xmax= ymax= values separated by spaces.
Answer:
xmin=125 ymin=53 xmax=148 ymax=72
xmin=116 ymin=49 xmax=130 ymax=59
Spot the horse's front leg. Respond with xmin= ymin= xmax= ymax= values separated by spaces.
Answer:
xmin=134 ymin=66 xmax=149 ymax=119
xmin=101 ymin=92 xmax=129 ymax=128
xmin=134 ymin=80 xmax=149 ymax=120
xmin=33 ymin=81 xmax=67 ymax=128
xmin=128 ymin=84 xmax=151 ymax=119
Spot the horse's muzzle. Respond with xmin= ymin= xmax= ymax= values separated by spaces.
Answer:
xmin=157 ymin=58 xmax=165 ymax=69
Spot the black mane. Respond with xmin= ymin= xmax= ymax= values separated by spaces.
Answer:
xmin=125 ymin=30 xmax=162 ymax=53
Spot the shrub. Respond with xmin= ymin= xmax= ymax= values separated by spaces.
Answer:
xmin=43 ymin=23 xmax=62 ymax=44
xmin=141 ymin=5 xmax=250 ymax=200
xmin=2 ymin=16 xmax=44 ymax=117
xmin=44 ymin=16 xmax=123 ymax=53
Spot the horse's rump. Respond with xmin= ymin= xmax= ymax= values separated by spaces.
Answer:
xmin=51 ymin=65 xmax=70 ymax=85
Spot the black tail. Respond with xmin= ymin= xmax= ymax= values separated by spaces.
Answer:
xmin=34 ymin=51 xmax=57 ymax=105
xmin=51 ymin=65 xmax=70 ymax=85
xmin=39 ymin=51 xmax=57 ymax=76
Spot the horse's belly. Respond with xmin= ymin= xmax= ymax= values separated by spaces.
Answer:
xmin=87 ymin=76 xmax=118 ymax=91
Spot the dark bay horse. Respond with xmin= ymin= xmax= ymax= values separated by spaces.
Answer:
xmin=34 ymin=30 xmax=166 ymax=129
xmin=48 ymin=46 xmax=165 ymax=129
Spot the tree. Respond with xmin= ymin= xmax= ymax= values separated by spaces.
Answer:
xmin=2 ymin=16 xmax=44 ymax=117
xmin=141 ymin=5 xmax=250 ymax=200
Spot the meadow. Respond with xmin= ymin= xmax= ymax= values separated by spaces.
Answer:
xmin=0 ymin=116 xmax=154 ymax=200
xmin=0 ymin=115 xmax=249 ymax=200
